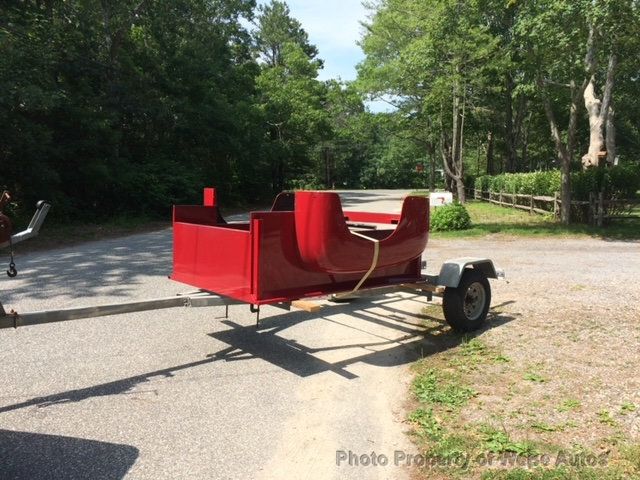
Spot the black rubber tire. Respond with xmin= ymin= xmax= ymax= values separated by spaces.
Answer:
xmin=442 ymin=269 xmax=491 ymax=332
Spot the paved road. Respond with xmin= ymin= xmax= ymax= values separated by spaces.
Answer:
xmin=0 ymin=190 xmax=434 ymax=480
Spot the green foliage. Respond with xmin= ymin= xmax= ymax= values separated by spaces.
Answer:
xmin=254 ymin=0 xmax=319 ymax=67
xmin=573 ymin=164 xmax=640 ymax=200
xmin=407 ymin=408 xmax=442 ymax=439
xmin=2 ymin=0 xmax=640 ymax=226
xmin=475 ymin=165 xmax=640 ymax=200
xmin=430 ymin=203 xmax=472 ymax=231
xmin=476 ymin=171 xmax=561 ymax=197
xmin=524 ymin=372 xmax=547 ymax=383
xmin=1 ymin=0 xmax=267 ymax=221
xmin=413 ymin=369 xmax=476 ymax=407
xmin=480 ymin=467 xmax=630 ymax=480
xmin=480 ymin=426 xmax=538 ymax=455
xmin=557 ymin=399 xmax=581 ymax=412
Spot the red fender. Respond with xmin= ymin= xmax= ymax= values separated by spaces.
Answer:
xmin=294 ymin=191 xmax=429 ymax=274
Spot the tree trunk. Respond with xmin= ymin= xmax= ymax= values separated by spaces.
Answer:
xmin=427 ymin=141 xmax=436 ymax=190
xmin=522 ymin=112 xmax=531 ymax=170
xmin=606 ymin=105 xmax=616 ymax=164
xmin=486 ymin=131 xmax=494 ymax=175
xmin=505 ymin=76 xmax=517 ymax=172
xmin=537 ymin=76 xmax=586 ymax=224
xmin=581 ymin=43 xmax=617 ymax=169
xmin=457 ymin=90 xmax=466 ymax=203
xmin=582 ymin=77 xmax=605 ymax=168
xmin=560 ymin=157 xmax=571 ymax=225
xmin=446 ymin=79 xmax=466 ymax=202
xmin=324 ymin=146 xmax=331 ymax=188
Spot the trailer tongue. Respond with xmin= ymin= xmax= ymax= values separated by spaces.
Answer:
xmin=0 ymin=188 xmax=503 ymax=333
xmin=1 ymin=190 xmax=51 ymax=277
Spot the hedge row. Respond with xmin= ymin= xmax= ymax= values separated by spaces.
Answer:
xmin=474 ymin=164 xmax=640 ymax=200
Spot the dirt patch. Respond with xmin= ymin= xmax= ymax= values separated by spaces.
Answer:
xmin=406 ymin=236 xmax=640 ymax=479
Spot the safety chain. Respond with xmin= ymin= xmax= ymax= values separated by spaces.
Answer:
xmin=6 ymin=234 xmax=17 ymax=278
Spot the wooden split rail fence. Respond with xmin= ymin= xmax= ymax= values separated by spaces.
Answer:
xmin=471 ymin=189 xmax=639 ymax=226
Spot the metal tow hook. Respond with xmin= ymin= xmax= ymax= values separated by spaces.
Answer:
xmin=7 ymin=236 xmax=17 ymax=278
xmin=7 ymin=261 xmax=17 ymax=278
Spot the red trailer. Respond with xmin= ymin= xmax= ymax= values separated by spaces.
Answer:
xmin=1 ymin=189 xmax=503 ymax=332
xmin=172 ymin=188 xmax=429 ymax=305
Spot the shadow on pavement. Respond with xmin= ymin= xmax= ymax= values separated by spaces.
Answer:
xmin=0 ymin=297 xmax=515 ymax=413
xmin=208 ymin=297 xmax=515 ymax=378
xmin=0 ymin=429 xmax=138 ymax=480
xmin=0 ymin=230 xmax=173 ymax=303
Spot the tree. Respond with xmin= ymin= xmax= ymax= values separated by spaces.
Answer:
xmin=514 ymin=0 xmax=640 ymax=222
xmin=581 ymin=0 xmax=640 ymax=168
xmin=253 ymin=1 xmax=328 ymax=192
xmin=514 ymin=0 xmax=594 ymax=223
xmin=358 ymin=0 xmax=502 ymax=202
xmin=254 ymin=0 xmax=319 ymax=67
xmin=0 ymin=0 xmax=265 ymax=218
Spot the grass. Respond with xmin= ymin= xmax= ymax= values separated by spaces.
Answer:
xmin=408 ymin=408 xmax=442 ymax=440
xmin=524 ymin=372 xmax=547 ymax=383
xmin=413 ymin=368 xmax=477 ymax=408
xmin=416 ymin=199 xmax=640 ymax=240
xmin=557 ymin=399 xmax=581 ymax=412
xmin=620 ymin=402 xmax=637 ymax=415
xmin=479 ymin=426 xmax=539 ymax=456
xmin=598 ymin=410 xmax=617 ymax=427
xmin=407 ymin=335 xmax=640 ymax=479
xmin=480 ymin=467 xmax=637 ymax=480
xmin=530 ymin=421 xmax=567 ymax=433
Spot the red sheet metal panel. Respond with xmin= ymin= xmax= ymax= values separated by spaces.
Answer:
xmin=343 ymin=211 xmax=400 ymax=224
xmin=294 ymin=192 xmax=429 ymax=274
xmin=250 ymin=211 xmax=421 ymax=303
xmin=172 ymin=217 xmax=253 ymax=301
xmin=171 ymin=188 xmax=427 ymax=305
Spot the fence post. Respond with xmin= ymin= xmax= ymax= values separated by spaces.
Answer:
xmin=499 ymin=191 xmax=503 ymax=206
xmin=553 ymin=192 xmax=559 ymax=217
xmin=529 ymin=194 xmax=534 ymax=214
xmin=598 ymin=191 xmax=604 ymax=227
xmin=588 ymin=192 xmax=594 ymax=225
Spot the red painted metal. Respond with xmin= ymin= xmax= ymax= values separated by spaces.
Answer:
xmin=295 ymin=191 xmax=429 ymax=273
xmin=343 ymin=211 xmax=400 ymax=224
xmin=171 ymin=188 xmax=430 ymax=305
xmin=203 ymin=188 xmax=216 ymax=207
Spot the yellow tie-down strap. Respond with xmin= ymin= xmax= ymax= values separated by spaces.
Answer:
xmin=334 ymin=231 xmax=380 ymax=299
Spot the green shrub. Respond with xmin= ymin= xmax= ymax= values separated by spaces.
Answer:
xmin=473 ymin=165 xmax=640 ymax=199
xmin=480 ymin=171 xmax=561 ymax=197
xmin=430 ymin=203 xmax=471 ymax=231
xmin=475 ymin=175 xmax=491 ymax=192
xmin=573 ymin=163 xmax=640 ymax=200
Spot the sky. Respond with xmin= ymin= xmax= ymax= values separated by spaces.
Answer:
xmin=277 ymin=0 xmax=370 ymax=81
xmin=253 ymin=1 xmax=392 ymax=111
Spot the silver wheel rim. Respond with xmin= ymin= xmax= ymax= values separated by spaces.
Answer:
xmin=463 ymin=282 xmax=486 ymax=321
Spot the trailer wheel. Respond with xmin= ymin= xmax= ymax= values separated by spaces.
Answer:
xmin=443 ymin=269 xmax=491 ymax=332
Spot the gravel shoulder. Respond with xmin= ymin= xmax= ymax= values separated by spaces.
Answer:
xmin=411 ymin=235 xmax=640 ymax=479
